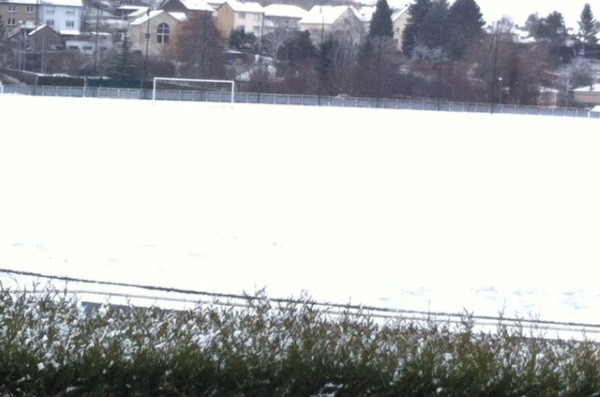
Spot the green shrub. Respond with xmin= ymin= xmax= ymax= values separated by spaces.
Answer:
xmin=0 ymin=282 xmax=599 ymax=396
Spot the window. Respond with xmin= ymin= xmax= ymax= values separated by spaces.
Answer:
xmin=46 ymin=19 xmax=54 ymax=26
xmin=7 ymin=5 xmax=16 ymax=13
xmin=252 ymin=25 xmax=259 ymax=33
xmin=7 ymin=17 xmax=16 ymax=26
xmin=66 ymin=20 xmax=74 ymax=27
xmin=157 ymin=23 xmax=169 ymax=43
xmin=66 ymin=8 xmax=75 ymax=15
xmin=26 ymin=6 xmax=34 ymax=13
xmin=238 ymin=12 xmax=245 ymax=19
xmin=46 ymin=8 xmax=55 ymax=14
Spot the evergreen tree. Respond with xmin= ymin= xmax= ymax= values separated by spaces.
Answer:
xmin=533 ymin=11 xmax=567 ymax=48
xmin=275 ymin=30 xmax=317 ymax=94
xmin=447 ymin=0 xmax=485 ymax=60
xmin=403 ymin=0 xmax=451 ymax=58
xmin=368 ymin=0 xmax=393 ymax=39
xmin=103 ymin=35 xmax=140 ymax=80
xmin=524 ymin=13 xmax=540 ymax=36
xmin=0 ymin=15 xmax=4 ymax=41
xmin=355 ymin=0 xmax=397 ymax=99
xmin=578 ymin=3 xmax=598 ymax=56
xmin=402 ymin=0 xmax=432 ymax=55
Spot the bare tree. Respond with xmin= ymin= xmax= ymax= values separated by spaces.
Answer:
xmin=174 ymin=12 xmax=227 ymax=79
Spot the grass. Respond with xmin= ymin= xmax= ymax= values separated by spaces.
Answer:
xmin=0 ymin=282 xmax=599 ymax=397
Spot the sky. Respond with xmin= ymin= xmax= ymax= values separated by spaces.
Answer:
xmin=474 ymin=0 xmax=596 ymax=28
xmin=1 ymin=95 xmax=600 ymax=338
xmin=382 ymin=0 xmax=598 ymax=29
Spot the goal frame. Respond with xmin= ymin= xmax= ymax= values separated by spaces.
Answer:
xmin=152 ymin=77 xmax=235 ymax=104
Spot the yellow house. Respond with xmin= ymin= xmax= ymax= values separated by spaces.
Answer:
xmin=573 ymin=85 xmax=600 ymax=106
xmin=391 ymin=6 xmax=409 ymax=51
xmin=129 ymin=10 xmax=186 ymax=57
xmin=216 ymin=0 xmax=264 ymax=39
xmin=299 ymin=5 xmax=363 ymax=45
xmin=129 ymin=0 xmax=215 ymax=57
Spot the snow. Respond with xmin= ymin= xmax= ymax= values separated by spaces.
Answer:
xmin=1 ymin=95 xmax=600 ymax=335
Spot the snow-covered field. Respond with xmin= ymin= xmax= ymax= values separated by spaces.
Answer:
xmin=1 ymin=95 xmax=600 ymax=332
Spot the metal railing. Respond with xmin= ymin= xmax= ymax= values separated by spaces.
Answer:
xmin=2 ymin=84 xmax=599 ymax=119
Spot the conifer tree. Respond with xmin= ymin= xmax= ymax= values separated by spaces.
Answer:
xmin=0 ymin=15 xmax=4 ymax=40
xmin=355 ymin=0 xmax=397 ymax=99
xmin=368 ymin=0 xmax=393 ymax=39
xmin=578 ymin=3 xmax=598 ymax=56
xmin=402 ymin=0 xmax=432 ymax=56
xmin=448 ymin=0 xmax=485 ymax=60
xmin=276 ymin=30 xmax=317 ymax=94
xmin=104 ymin=35 xmax=140 ymax=80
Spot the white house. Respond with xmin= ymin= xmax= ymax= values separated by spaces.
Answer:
xmin=263 ymin=4 xmax=307 ymax=34
xmin=0 ymin=0 xmax=83 ymax=36
xmin=40 ymin=0 xmax=84 ymax=34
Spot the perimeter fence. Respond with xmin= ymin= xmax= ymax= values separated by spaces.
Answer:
xmin=1 ymin=267 xmax=599 ymax=342
xmin=2 ymin=84 xmax=599 ymax=119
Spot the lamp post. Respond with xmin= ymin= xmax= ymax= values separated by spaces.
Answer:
xmin=498 ymin=76 xmax=503 ymax=106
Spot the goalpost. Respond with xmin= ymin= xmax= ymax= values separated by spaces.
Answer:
xmin=152 ymin=77 xmax=235 ymax=105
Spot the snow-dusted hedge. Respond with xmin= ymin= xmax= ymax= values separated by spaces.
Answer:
xmin=1 ymin=283 xmax=599 ymax=397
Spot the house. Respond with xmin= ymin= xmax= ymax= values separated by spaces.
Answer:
xmin=115 ymin=5 xmax=147 ymax=19
xmin=129 ymin=10 xmax=187 ymax=57
xmin=573 ymin=84 xmax=600 ymax=106
xmin=0 ymin=0 xmax=84 ymax=34
xmin=216 ymin=0 xmax=264 ymax=38
xmin=262 ymin=4 xmax=307 ymax=34
xmin=160 ymin=0 xmax=215 ymax=16
xmin=128 ymin=0 xmax=215 ymax=57
xmin=391 ymin=6 xmax=409 ymax=51
xmin=65 ymin=31 xmax=114 ymax=55
xmin=299 ymin=5 xmax=363 ymax=45
xmin=350 ymin=2 xmax=408 ymax=51
xmin=28 ymin=24 xmax=62 ymax=52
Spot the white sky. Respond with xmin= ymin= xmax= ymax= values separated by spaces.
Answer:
xmin=470 ymin=0 xmax=595 ymax=28
xmin=1 ymin=95 xmax=600 ymax=330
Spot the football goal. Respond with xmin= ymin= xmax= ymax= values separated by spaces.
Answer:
xmin=152 ymin=77 xmax=235 ymax=104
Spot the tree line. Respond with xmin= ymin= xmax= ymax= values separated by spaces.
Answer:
xmin=2 ymin=0 xmax=599 ymax=106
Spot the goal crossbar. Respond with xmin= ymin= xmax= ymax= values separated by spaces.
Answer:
xmin=152 ymin=77 xmax=235 ymax=104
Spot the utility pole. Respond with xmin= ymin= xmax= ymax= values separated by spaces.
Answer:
xmin=143 ymin=7 xmax=150 ymax=83
xmin=93 ymin=3 xmax=101 ymax=74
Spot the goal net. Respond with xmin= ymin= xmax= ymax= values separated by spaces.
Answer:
xmin=152 ymin=77 xmax=235 ymax=104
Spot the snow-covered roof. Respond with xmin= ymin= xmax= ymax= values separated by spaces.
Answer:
xmin=163 ymin=0 xmax=214 ymax=12
xmin=128 ymin=7 xmax=150 ymax=19
xmin=58 ymin=29 xmax=81 ymax=35
xmin=574 ymin=84 xmax=600 ymax=92
xmin=263 ymin=4 xmax=307 ymax=19
xmin=29 ymin=24 xmax=52 ymax=35
xmin=130 ymin=10 xmax=187 ymax=25
xmin=391 ymin=6 xmax=408 ymax=21
xmin=301 ymin=5 xmax=359 ymax=25
xmin=118 ymin=5 xmax=146 ymax=10
xmin=354 ymin=5 xmax=375 ymax=23
xmin=221 ymin=0 xmax=263 ymax=13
